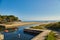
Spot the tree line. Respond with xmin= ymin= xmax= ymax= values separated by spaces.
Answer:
xmin=0 ymin=15 xmax=21 ymax=23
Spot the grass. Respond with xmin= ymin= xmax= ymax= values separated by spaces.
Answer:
xmin=30 ymin=24 xmax=46 ymax=29
xmin=46 ymin=31 xmax=56 ymax=40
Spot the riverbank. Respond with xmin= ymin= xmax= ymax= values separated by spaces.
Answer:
xmin=0 ymin=22 xmax=41 ymax=29
xmin=24 ymin=28 xmax=51 ymax=40
xmin=4 ymin=24 xmax=40 ymax=40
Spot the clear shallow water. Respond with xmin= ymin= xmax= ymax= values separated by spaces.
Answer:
xmin=4 ymin=24 xmax=39 ymax=40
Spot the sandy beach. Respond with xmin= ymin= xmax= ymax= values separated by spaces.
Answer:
xmin=0 ymin=22 xmax=40 ymax=29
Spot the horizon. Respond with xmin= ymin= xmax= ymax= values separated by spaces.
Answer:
xmin=0 ymin=0 xmax=60 ymax=21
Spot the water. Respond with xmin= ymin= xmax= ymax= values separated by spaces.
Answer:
xmin=4 ymin=24 xmax=39 ymax=40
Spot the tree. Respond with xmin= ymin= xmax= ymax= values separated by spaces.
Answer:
xmin=0 ymin=15 xmax=21 ymax=23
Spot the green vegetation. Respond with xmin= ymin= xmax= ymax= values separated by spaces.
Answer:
xmin=46 ymin=31 xmax=56 ymax=40
xmin=30 ymin=26 xmax=43 ymax=29
xmin=30 ymin=24 xmax=46 ymax=29
xmin=30 ymin=22 xmax=60 ymax=40
xmin=0 ymin=15 xmax=21 ymax=31
xmin=0 ymin=15 xmax=21 ymax=23
xmin=31 ymin=22 xmax=60 ymax=31
xmin=45 ymin=22 xmax=60 ymax=31
xmin=0 ymin=25 xmax=5 ymax=31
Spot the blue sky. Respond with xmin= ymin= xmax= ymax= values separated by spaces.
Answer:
xmin=0 ymin=0 xmax=60 ymax=21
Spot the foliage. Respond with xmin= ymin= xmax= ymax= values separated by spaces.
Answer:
xmin=0 ymin=25 xmax=5 ymax=31
xmin=46 ymin=31 xmax=56 ymax=40
xmin=31 ymin=26 xmax=43 ymax=29
xmin=30 ymin=24 xmax=46 ymax=29
xmin=0 ymin=15 xmax=21 ymax=23
xmin=31 ymin=22 xmax=60 ymax=31
xmin=45 ymin=22 xmax=60 ymax=31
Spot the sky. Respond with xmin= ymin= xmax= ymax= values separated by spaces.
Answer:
xmin=0 ymin=0 xmax=60 ymax=21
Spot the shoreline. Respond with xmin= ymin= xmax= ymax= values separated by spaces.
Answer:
xmin=0 ymin=22 xmax=41 ymax=29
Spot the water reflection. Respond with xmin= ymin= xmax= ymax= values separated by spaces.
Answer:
xmin=4 ymin=24 xmax=40 ymax=40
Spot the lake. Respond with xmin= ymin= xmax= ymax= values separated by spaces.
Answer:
xmin=4 ymin=24 xmax=40 ymax=40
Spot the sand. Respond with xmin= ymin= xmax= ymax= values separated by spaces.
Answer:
xmin=0 ymin=22 xmax=40 ymax=29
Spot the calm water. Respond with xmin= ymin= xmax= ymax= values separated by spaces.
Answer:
xmin=4 ymin=24 xmax=39 ymax=40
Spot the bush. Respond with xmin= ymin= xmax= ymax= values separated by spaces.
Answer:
xmin=46 ymin=31 xmax=56 ymax=40
xmin=45 ymin=22 xmax=60 ymax=31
